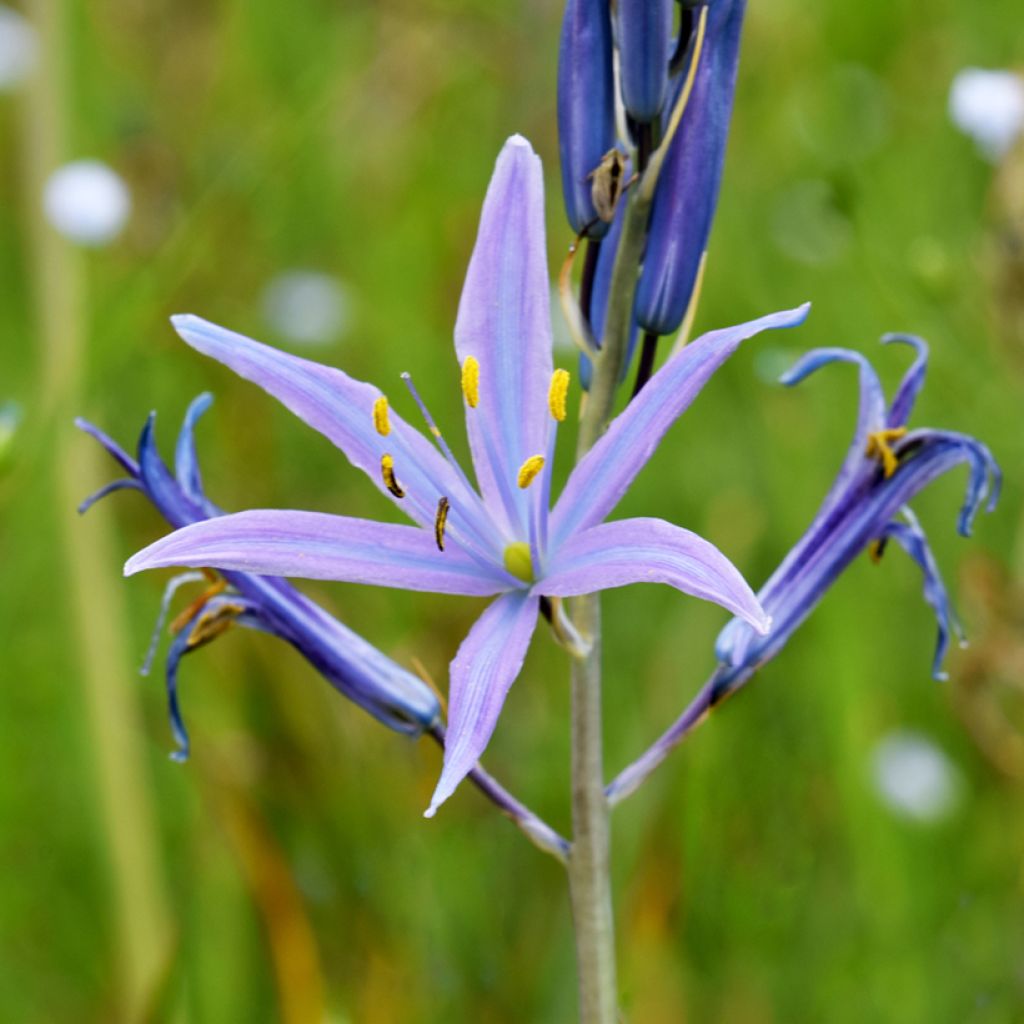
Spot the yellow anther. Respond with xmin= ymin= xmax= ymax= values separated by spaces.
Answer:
xmin=548 ymin=369 xmax=570 ymax=422
xmin=381 ymin=454 xmax=405 ymax=498
xmin=516 ymin=454 xmax=546 ymax=489
xmin=865 ymin=427 xmax=908 ymax=479
xmin=503 ymin=542 xmax=534 ymax=583
xmin=434 ymin=496 xmax=450 ymax=552
xmin=461 ymin=356 xmax=480 ymax=408
xmin=372 ymin=396 xmax=391 ymax=436
xmin=868 ymin=539 xmax=887 ymax=564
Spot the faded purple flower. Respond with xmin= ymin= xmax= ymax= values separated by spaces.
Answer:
xmin=125 ymin=136 xmax=808 ymax=814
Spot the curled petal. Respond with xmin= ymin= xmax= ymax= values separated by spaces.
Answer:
xmin=553 ymin=303 xmax=810 ymax=544
xmin=454 ymin=136 xmax=555 ymax=537
xmin=882 ymin=333 xmax=929 ymax=428
xmin=426 ymin=591 xmax=540 ymax=817
xmin=881 ymin=508 xmax=962 ymax=681
xmin=75 ymin=417 xmax=139 ymax=475
xmin=125 ymin=510 xmax=515 ymax=596
xmin=175 ymin=392 xmax=215 ymax=507
xmin=78 ymin=477 xmax=142 ymax=514
xmin=539 ymin=517 xmax=769 ymax=632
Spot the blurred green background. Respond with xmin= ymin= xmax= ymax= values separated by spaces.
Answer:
xmin=1 ymin=0 xmax=1022 ymax=1021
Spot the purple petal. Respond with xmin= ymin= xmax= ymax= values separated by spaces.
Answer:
xmin=881 ymin=508 xmax=961 ymax=681
xmin=125 ymin=510 xmax=515 ymax=596
xmin=538 ymin=517 xmax=769 ymax=632
xmin=171 ymin=314 xmax=496 ymax=548
xmin=454 ymin=137 xmax=555 ymax=536
xmin=425 ymin=591 xmax=540 ymax=817
xmin=882 ymin=333 xmax=929 ymax=428
xmin=552 ymin=304 xmax=810 ymax=545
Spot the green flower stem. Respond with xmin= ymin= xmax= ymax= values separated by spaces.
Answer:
xmin=21 ymin=2 xmax=176 ymax=1016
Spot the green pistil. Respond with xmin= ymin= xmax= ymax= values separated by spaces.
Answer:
xmin=503 ymin=542 xmax=534 ymax=584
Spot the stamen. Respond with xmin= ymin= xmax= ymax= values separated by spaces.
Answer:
xmin=381 ymin=454 xmax=405 ymax=498
xmin=548 ymin=369 xmax=570 ymax=422
xmin=187 ymin=600 xmax=246 ymax=648
xmin=170 ymin=572 xmax=227 ymax=634
xmin=516 ymin=454 xmax=546 ymax=489
xmin=865 ymin=427 xmax=908 ymax=479
xmin=503 ymin=541 xmax=534 ymax=583
xmin=372 ymin=396 xmax=391 ymax=436
xmin=434 ymin=496 xmax=450 ymax=551
xmin=461 ymin=356 xmax=480 ymax=408
xmin=868 ymin=538 xmax=887 ymax=564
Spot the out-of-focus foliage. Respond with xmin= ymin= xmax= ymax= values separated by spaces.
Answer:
xmin=0 ymin=1 xmax=1021 ymax=1021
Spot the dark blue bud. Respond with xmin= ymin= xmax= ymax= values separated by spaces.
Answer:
xmin=557 ymin=0 xmax=616 ymax=237
xmin=636 ymin=0 xmax=746 ymax=336
xmin=614 ymin=0 xmax=674 ymax=124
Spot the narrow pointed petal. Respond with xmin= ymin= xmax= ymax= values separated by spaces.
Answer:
xmin=125 ymin=510 xmax=514 ymax=596
xmin=174 ymin=392 xmax=214 ymax=506
xmin=614 ymin=0 xmax=674 ymax=123
xmin=538 ymin=517 xmax=768 ymax=632
xmin=882 ymin=333 xmax=929 ymax=428
xmin=75 ymin=417 xmax=139 ymax=475
xmin=881 ymin=509 xmax=961 ymax=680
xmin=426 ymin=591 xmax=540 ymax=817
xmin=553 ymin=303 xmax=810 ymax=545
xmin=558 ymin=0 xmax=616 ymax=237
xmin=138 ymin=414 xmax=206 ymax=529
xmin=636 ymin=0 xmax=747 ymax=335
xmin=171 ymin=314 xmax=491 ymax=538
xmin=454 ymin=136 xmax=554 ymax=534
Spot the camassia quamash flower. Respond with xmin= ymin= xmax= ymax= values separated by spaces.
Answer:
xmin=126 ymin=135 xmax=809 ymax=815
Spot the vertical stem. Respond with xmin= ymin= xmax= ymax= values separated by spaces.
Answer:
xmin=567 ymin=595 xmax=617 ymax=1023
xmin=21 ymin=2 xmax=176 ymax=1018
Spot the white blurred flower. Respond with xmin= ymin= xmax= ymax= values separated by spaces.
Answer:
xmin=43 ymin=160 xmax=131 ymax=246
xmin=262 ymin=270 xmax=351 ymax=347
xmin=0 ymin=6 xmax=37 ymax=91
xmin=949 ymin=68 xmax=1024 ymax=162
xmin=872 ymin=730 xmax=962 ymax=824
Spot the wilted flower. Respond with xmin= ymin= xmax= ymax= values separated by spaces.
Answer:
xmin=714 ymin=336 xmax=1001 ymax=694
xmin=124 ymin=136 xmax=808 ymax=814
xmin=78 ymin=395 xmax=441 ymax=759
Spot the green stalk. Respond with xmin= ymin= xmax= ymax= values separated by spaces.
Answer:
xmin=21 ymin=2 xmax=176 ymax=1018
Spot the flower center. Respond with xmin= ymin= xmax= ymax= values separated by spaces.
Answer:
xmin=865 ymin=426 xmax=907 ymax=479
xmin=503 ymin=541 xmax=534 ymax=583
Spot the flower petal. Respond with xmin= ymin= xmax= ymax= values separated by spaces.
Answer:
xmin=174 ymin=392 xmax=214 ymax=507
xmin=454 ymin=136 xmax=555 ymax=536
xmin=552 ymin=303 xmax=809 ymax=545
xmin=882 ymin=333 xmax=929 ymax=428
xmin=881 ymin=508 xmax=962 ymax=681
xmin=425 ymin=591 xmax=540 ymax=817
xmin=125 ymin=510 xmax=515 ymax=596
xmin=538 ymin=517 xmax=769 ymax=632
xmin=171 ymin=314 xmax=496 ymax=549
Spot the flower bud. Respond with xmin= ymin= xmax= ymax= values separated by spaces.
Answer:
xmin=557 ymin=0 xmax=616 ymax=237
xmin=614 ymin=0 xmax=674 ymax=124
xmin=636 ymin=0 xmax=746 ymax=336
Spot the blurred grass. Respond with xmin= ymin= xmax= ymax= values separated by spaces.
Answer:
xmin=1 ymin=0 xmax=1022 ymax=1021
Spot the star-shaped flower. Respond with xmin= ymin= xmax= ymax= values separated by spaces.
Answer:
xmin=126 ymin=135 xmax=808 ymax=814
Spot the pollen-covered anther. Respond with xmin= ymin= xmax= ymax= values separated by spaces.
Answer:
xmin=867 ymin=538 xmax=888 ymax=564
xmin=461 ymin=356 xmax=480 ymax=408
xmin=516 ymin=454 xmax=545 ymax=489
xmin=187 ymin=600 xmax=245 ymax=648
xmin=548 ymin=369 xmax=570 ymax=422
xmin=865 ymin=427 xmax=908 ymax=479
xmin=381 ymin=454 xmax=405 ymax=498
xmin=372 ymin=396 xmax=391 ymax=436
xmin=434 ymin=496 xmax=450 ymax=552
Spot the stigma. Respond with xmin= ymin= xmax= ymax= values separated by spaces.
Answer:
xmin=865 ymin=427 xmax=907 ymax=479
xmin=503 ymin=541 xmax=534 ymax=583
